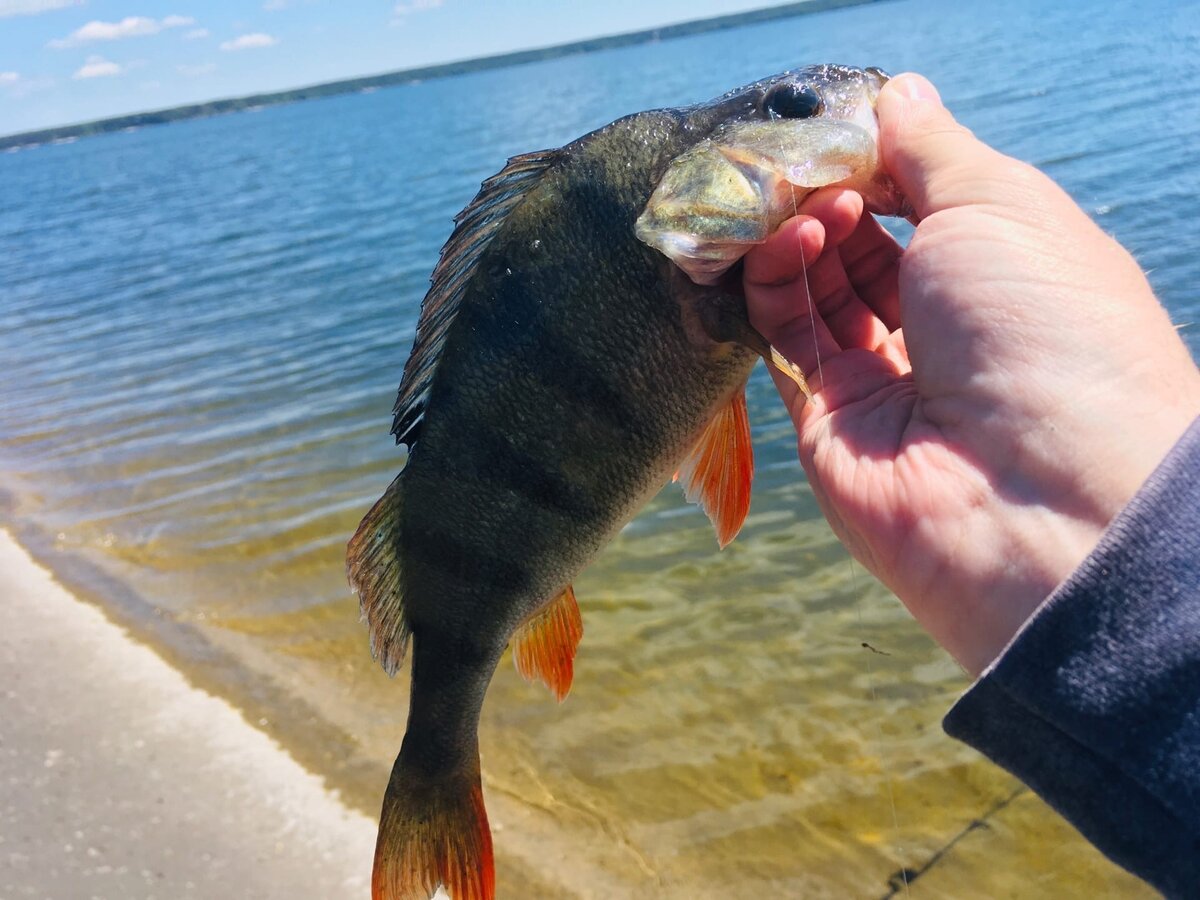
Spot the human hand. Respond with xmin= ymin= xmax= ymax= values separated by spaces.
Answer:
xmin=744 ymin=73 xmax=1200 ymax=675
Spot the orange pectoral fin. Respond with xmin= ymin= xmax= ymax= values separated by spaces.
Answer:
xmin=677 ymin=385 xmax=754 ymax=548
xmin=770 ymin=346 xmax=813 ymax=402
xmin=511 ymin=585 xmax=583 ymax=702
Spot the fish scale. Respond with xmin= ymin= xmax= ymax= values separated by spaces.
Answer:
xmin=347 ymin=63 xmax=907 ymax=900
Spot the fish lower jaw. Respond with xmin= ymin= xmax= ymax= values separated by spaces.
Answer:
xmin=634 ymin=228 xmax=748 ymax=285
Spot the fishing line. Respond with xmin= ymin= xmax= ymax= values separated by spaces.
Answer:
xmin=779 ymin=152 xmax=905 ymax=896
xmin=850 ymin=560 xmax=910 ymax=898
xmin=877 ymin=786 xmax=1029 ymax=899
xmin=779 ymin=168 xmax=824 ymax=395
xmin=798 ymin=233 xmax=823 ymax=395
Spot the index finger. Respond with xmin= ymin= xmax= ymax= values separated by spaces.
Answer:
xmin=837 ymin=212 xmax=903 ymax=331
xmin=743 ymin=187 xmax=863 ymax=287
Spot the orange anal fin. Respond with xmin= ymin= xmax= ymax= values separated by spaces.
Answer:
xmin=511 ymin=585 xmax=582 ymax=702
xmin=678 ymin=385 xmax=754 ymax=548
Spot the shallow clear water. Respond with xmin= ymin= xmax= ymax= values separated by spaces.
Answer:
xmin=2 ymin=0 xmax=1196 ymax=895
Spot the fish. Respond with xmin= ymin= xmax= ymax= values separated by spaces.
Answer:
xmin=347 ymin=63 xmax=908 ymax=900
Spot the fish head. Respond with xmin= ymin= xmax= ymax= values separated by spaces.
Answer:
xmin=635 ymin=64 xmax=910 ymax=285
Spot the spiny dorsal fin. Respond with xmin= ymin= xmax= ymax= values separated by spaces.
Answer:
xmin=391 ymin=149 xmax=561 ymax=448
xmin=675 ymin=384 xmax=754 ymax=548
xmin=347 ymin=473 xmax=410 ymax=676
xmin=511 ymin=585 xmax=583 ymax=702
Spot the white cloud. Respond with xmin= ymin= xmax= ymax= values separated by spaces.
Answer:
xmin=263 ymin=0 xmax=287 ymax=9
xmin=184 ymin=27 xmax=209 ymax=39
xmin=219 ymin=32 xmax=277 ymax=51
xmin=394 ymin=0 xmax=443 ymax=12
xmin=3 ymin=72 xmax=54 ymax=98
xmin=49 ymin=14 xmax=195 ymax=48
xmin=0 ymin=0 xmax=81 ymax=18
xmin=391 ymin=0 xmax=442 ymax=26
xmin=72 ymin=54 xmax=121 ymax=79
xmin=177 ymin=62 xmax=215 ymax=76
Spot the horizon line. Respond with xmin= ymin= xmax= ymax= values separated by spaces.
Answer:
xmin=0 ymin=0 xmax=881 ymax=149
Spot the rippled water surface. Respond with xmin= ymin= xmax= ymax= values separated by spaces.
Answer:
xmin=2 ymin=0 xmax=1196 ymax=896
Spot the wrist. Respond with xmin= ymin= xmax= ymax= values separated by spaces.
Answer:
xmin=937 ymin=409 xmax=1200 ymax=675
xmin=945 ymin=507 xmax=1105 ymax=676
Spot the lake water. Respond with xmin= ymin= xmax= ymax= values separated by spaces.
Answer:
xmin=2 ymin=0 xmax=1196 ymax=896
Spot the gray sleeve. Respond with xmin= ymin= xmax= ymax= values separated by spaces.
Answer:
xmin=943 ymin=416 xmax=1200 ymax=899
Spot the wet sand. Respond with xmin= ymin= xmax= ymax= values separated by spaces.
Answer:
xmin=0 ymin=529 xmax=378 ymax=899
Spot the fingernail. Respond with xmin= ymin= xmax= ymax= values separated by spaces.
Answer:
xmin=892 ymin=73 xmax=941 ymax=104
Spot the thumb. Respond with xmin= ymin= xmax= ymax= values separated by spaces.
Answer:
xmin=876 ymin=73 xmax=1024 ymax=220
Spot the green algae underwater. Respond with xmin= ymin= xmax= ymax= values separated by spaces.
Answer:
xmin=3 ymin=0 xmax=1195 ymax=895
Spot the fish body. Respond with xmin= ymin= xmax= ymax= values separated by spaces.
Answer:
xmin=349 ymin=64 xmax=906 ymax=900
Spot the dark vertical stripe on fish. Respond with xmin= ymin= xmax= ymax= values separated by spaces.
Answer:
xmin=520 ymin=332 xmax=654 ymax=443
xmin=462 ymin=427 xmax=605 ymax=522
xmin=403 ymin=525 xmax=533 ymax=595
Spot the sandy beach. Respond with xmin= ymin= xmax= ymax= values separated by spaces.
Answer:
xmin=0 ymin=529 xmax=378 ymax=900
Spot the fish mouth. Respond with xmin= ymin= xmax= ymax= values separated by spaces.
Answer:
xmin=636 ymin=64 xmax=913 ymax=284
xmin=857 ymin=67 xmax=915 ymax=219
xmin=868 ymin=181 xmax=914 ymax=221
xmin=864 ymin=66 xmax=891 ymax=96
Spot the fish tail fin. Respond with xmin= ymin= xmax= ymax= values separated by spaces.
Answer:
xmin=348 ymin=473 xmax=411 ymax=676
xmin=372 ymin=740 xmax=494 ymax=900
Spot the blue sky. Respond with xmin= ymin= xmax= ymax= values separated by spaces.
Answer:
xmin=0 ymin=0 xmax=797 ymax=134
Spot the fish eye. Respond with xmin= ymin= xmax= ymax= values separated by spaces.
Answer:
xmin=763 ymin=82 xmax=823 ymax=120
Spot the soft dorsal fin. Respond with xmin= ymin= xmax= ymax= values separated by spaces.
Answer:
xmin=511 ymin=585 xmax=583 ymax=702
xmin=391 ymin=149 xmax=561 ymax=448
xmin=675 ymin=385 xmax=754 ymax=548
xmin=347 ymin=472 xmax=410 ymax=676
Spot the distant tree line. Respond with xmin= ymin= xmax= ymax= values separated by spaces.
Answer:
xmin=0 ymin=0 xmax=882 ymax=150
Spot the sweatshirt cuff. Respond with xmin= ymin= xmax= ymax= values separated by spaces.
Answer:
xmin=944 ymin=415 xmax=1200 ymax=897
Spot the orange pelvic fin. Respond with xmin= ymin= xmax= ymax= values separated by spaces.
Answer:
xmin=372 ymin=751 xmax=494 ymax=900
xmin=675 ymin=385 xmax=754 ymax=548
xmin=511 ymin=585 xmax=583 ymax=702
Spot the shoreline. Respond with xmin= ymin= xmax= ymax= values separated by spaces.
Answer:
xmin=0 ymin=0 xmax=884 ymax=150
xmin=0 ymin=528 xmax=378 ymax=898
xmin=0 ymin=523 xmax=616 ymax=898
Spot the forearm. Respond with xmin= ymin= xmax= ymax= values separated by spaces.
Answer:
xmin=944 ymin=416 xmax=1200 ymax=898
